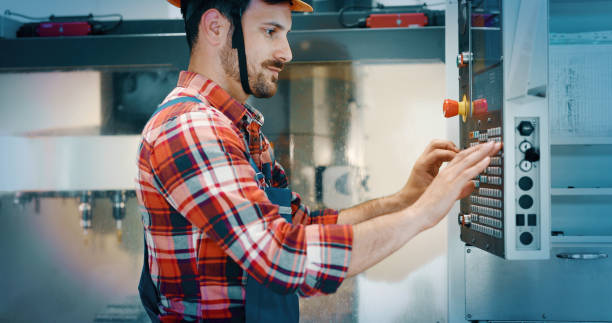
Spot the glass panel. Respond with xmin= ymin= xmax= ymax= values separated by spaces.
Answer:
xmin=549 ymin=0 xmax=612 ymax=137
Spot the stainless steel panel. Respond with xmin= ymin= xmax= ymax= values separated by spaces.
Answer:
xmin=465 ymin=245 xmax=612 ymax=322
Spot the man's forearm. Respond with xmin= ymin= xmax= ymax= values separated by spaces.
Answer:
xmin=337 ymin=188 xmax=419 ymax=225
xmin=346 ymin=206 xmax=426 ymax=277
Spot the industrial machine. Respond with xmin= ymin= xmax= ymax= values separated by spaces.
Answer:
xmin=445 ymin=0 xmax=550 ymax=260
xmin=447 ymin=0 xmax=612 ymax=321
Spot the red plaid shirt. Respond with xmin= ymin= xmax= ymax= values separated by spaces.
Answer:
xmin=135 ymin=71 xmax=353 ymax=321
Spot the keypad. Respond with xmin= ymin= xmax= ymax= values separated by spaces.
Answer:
xmin=470 ymin=205 xmax=502 ymax=218
xmin=479 ymin=188 xmax=502 ymax=198
xmin=463 ymin=126 xmax=504 ymax=241
xmin=471 ymin=223 xmax=503 ymax=239
xmin=485 ymin=167 xmax=502 ymax=176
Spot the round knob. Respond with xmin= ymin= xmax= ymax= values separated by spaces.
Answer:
xmin=456 ymin=54 xmax=465 ymax=68
xmin=518 ymin=121 xmax=535 ymax=136
xmin=442 ymin=95 xmax=473 ymax=121
xmin=520 ymin=232 xmax=533 ymax=245
xmin=456 ymin=51 xmax=473 ymax=68
xmin=444 ymin=99 xmax=459 ymax=118
xmin=519 ymin=195 xmax=534 ymax=209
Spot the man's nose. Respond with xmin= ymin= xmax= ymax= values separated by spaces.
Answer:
xmin=275 ymin=37 xmax=293 ymax=63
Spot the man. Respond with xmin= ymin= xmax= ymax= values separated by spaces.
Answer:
xmin=136 ymin=0 xmax=502 ymax=321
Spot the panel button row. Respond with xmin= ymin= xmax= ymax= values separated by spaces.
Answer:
xmin=476 ymin=215 xmax=503 ymax=229
xmin=479 ymin=133 xmax=489 ymax=142
xmin=472 ymin=223 xmax=503 ymax=239
xmin=490 ymin=156 xmax=502 ymax=166
xmin=470 ymin=195 xmax=503 ymax=208
xmin=487 ymin=136 xmax=502 ymax=143
xmin=487 ymin=127 xmax=501 ymax=137
xmin=471 ymin=205 xmax=503 ymax=218
xmin=479 ymin=175 xmax=503 ymax=186
xmin=469 ymin=142 xmax=479 ymax=148
xmin=468 ymin=130 xmax=480 ymax=139
xmin=479 ymin=188 xmax=502 ymax=198
xmin=485 ymin=166 xmax=502 ymax=176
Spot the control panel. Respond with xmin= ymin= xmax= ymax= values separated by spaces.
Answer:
xmin=447 ymin=0 xmax=550 ymax=259
xmin=514 ymin=118 xmax=541 ymax=251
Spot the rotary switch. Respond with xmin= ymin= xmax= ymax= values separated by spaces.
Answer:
xmin=456 ymin=51 xmax=473 ymax=68
xmin=517 ymin=121 xmax=535 ymax=136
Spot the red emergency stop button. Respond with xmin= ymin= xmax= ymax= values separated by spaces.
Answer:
xmin=443 ymin=99 xmax=459 ymax=118
xmin=442 ymin=96 xmax=488 ymax=121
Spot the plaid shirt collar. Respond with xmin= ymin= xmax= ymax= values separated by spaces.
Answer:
xmin=177 ymin=71 xmax=264 ymax=129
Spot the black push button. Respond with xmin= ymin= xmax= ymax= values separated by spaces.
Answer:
xmin=519 ymin=195 xmax=534 ymax=209
xmin=516 ymin=214 xmax=525 ymax=226
xmin=520 ymin=232 xmax=533 ymax=245
xmin=528 ymin=214 xmax=537 ymax=226
xmin=518 ymin=176 xmax=533 ymax=191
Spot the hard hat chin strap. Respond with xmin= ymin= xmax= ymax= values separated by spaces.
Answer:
xmin=231 ymin=8 xmax=252 ymax=95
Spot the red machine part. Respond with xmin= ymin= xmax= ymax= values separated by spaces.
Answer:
xmin=36 ymin=22 xmax=92 ymax=37
xmin=366 ymin=13 xmax=428 ymax=28
xmin=443 ymin=97 xmax=488 ymax=119
xmin=472 ymin=98 xmax=488 ymax=116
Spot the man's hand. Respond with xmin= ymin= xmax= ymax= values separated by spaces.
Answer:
xmin=411 ymin=141 xmax=503 ymax=230
xmin=347 ymin=142 xmax=502 ymax=277
xmin=396 ymin=139 xmax=459 ymax=207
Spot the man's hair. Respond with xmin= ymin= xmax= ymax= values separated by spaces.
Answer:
xmin=181 ymin=0 xmax=291 ymax=52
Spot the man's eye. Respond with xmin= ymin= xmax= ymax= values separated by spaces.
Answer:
xmin=265 ymin=28 xmax=275 ymax=36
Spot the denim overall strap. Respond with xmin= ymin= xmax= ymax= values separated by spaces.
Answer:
xmin=151 ymin=96 xmax=203 ymax=117
xmin=241 ymin=119 xmax=298 ymax=323
xmin=138 ymin=236 xmax=161 ymax=323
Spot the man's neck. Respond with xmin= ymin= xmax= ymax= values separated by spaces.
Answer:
xmin=187 ymin=55 xmax=249 ymax=104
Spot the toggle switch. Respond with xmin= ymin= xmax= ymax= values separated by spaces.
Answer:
xmin=525 ymin=147 xmax=540 ymax=162
xmin=443 ymin=95 xmax=488 ymax=121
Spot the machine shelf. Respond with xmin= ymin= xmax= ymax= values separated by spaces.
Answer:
xmin=551 ymin=235 xmax=612 ymax=244
xmin=0 ymin=22 xmax=445 ymax=71
xmin=550 ymin=136 xmax=612 ymax=146
xmin=551 ymin=188 xmax=612 ymax=196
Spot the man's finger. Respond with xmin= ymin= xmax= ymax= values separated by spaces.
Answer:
xmin=458 ymin=180 xmax=476 ymax=200
xmin=422 ymin=149 xmax=456 ymax=167
xmin=459 ymin=156 xmax=491 ymax=182
xmin=448 ymin=142 xmax=499 ymax=176
xmin=447 ymin=142 xmax=493 ymax=168
xmin=425 ymin=139 xmax=459 ymax=154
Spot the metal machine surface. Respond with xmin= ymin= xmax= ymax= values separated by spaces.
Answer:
xmin=447 ymin=0 xmax=612 ymax=322
xmin=447 ymin=0 xmax=550 ymax=260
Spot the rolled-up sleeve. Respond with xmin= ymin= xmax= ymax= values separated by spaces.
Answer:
xmin=149 ymin=108 xmax=353 ymax=297
xmin=291 ymin=192 xmax=341 ymax=226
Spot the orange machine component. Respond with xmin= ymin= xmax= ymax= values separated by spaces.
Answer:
xmin=443 ymin=96 xmax=488 ymax=121
xmin=366 ymin=13 xmax=428 ymax=28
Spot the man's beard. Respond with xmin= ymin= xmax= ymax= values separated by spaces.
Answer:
xmin=220 ymin=37 xmax=283 ymax=98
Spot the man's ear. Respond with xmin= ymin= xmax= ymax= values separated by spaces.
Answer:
xmin=198 ymin=9 xmax=231 ymax=47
